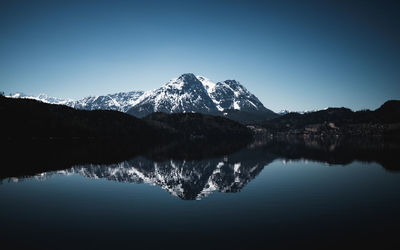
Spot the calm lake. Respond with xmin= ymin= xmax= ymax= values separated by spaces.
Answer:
xmin=1 ymin=139 xmax=399 ymax=249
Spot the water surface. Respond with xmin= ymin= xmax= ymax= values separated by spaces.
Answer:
xmin=1 ymin=140 xmax=399 ymax=249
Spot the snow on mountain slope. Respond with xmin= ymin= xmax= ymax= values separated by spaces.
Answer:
xmin=127 ymin=73 xmax=218 ymax=117
xmin=196 ymin=75 xmax=216 ymax=94
xmin=9 ymin=93 xmax=75 ymax=106
xmin=208 ymin=80 xmax=268 ymax=113
xmin=196 ymin=76 xmax=267 ymax=112
xmin=72 ymin=91 xmax=144 ymax=112
xmin=9 ymin=91 xmax=144 ymax=112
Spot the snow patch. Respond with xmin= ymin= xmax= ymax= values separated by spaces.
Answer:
xmin=196 ymin=75 xmax=216 ymax=93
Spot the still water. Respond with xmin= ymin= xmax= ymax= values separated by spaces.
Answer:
xmin=1 ymin=140 xmax=399 ymax=249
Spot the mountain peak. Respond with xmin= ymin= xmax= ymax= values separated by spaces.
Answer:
xmin=178 ymin=73 xmax=206 ymax=89
xmin=164 ymin=73 xmax=205 ymax=92
xmin=128 ymin=74 xmax=218 ymax=117
xmin=219 ymin=80 xmax=245 ymax=92
xmin=178 ymin=73 xmax=197 ymax=81
xmin=224 ymin=79 xmax=239 ymax=84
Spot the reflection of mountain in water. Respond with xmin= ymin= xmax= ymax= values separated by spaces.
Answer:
xmin=5 ymin=136 xmax=400 ymax=200
xmin=31 ymin=149 xmax=275 ymax=200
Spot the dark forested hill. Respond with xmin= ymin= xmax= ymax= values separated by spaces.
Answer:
xmin=259 ymin=100 xmax=400 ymax=137
xmin=143 ymin=112 xmax=252 ymax=142
xmin=0 ymin=96 xmax=252 ymax=143
xmin=0 ymin=95 xmax=170 ymax=142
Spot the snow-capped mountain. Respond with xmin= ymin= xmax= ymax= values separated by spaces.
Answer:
xmin=9 ymin=93 xmax=75 ymax=106
xmin=9 ymin=91 xmax=144 ymax=112
xmin=9 ymin=73 xmax=278 ymax=122
xmin=127 ymin=73 xmax=277 ymax=120
xmin=72 ymin=91 xmax=144 ymax=112
xmin=206 ymin=79 xmax=268 ymax=113
xmin=127 ymin=73 xmax=219 ymax=117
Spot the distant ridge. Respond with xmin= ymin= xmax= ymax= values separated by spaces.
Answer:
xmin=8 ymin=73 xmax=278 ymax=123
xmin=260 ymin=100 xmax=400 ymax=137
xmin=9 ymin=91 xmax=144 ymax=112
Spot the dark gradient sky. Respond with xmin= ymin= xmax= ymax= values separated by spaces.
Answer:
xmin=1 ymin=0 xmax=399 ymax=112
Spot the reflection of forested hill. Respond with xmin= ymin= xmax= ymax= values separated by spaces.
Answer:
xmin=0 ymin=139 xmax=249 ymax=179
xmin=258 ymin=137 xmax=400 ymax=171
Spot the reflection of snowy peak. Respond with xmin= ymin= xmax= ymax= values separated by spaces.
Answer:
xmin=26 ymin=154 xmax=270 ymax=200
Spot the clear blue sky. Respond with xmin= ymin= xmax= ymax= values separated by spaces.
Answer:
xmin=1 ymin=0 xmax=399 ymax=112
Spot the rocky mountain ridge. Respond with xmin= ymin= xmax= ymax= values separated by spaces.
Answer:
xmin=8 ymin=73 xmax=278 ymax=123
